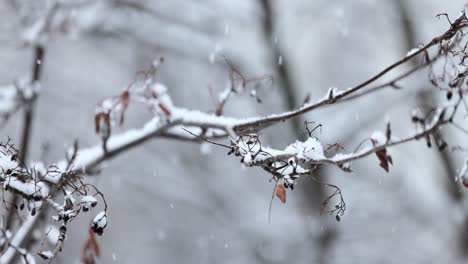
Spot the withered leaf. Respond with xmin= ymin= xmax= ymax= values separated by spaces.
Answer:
xmin=81 ymin=228 xmax=101 ymax=264
xmin=423 ymin=50 xmax=431 ymax=64
xmin=375 ymin=148 xmax=392 ymax=172
xmin=275 ymin=184 xmax=286 ymax=204
xmin=328 ymin=88 xmax=334 ymax=100
xmin=119 ymin=90 xmax=130 ymax=126
xmin=94 ymin=113 xmax=101 ymax=134
xmin=386 ymin=123 xmax=391 ymax=142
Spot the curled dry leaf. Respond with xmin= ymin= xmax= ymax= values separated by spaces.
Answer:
xmin=275 ymin=184 xmax=286 ymax=204
xmin=119 ymin=90 xmax=130 ymax=126
xmin=94 ymin=113 xmax=101 ymax=134
xmin=385 ymin=122 xmax=391 ymax=142
xmin=371 ymin=135 xmax=392 ymax=173
xmin=81 ymin=227 xmax=100 ymax=264
xmin=375 ymin=148 xmax=392 ymax=172
xmin=94 ymin=113 xmax=111 ymax=136
xmin=423 ymin=49 xmax=431 ymax=64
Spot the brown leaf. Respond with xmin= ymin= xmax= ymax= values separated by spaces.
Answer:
xmin=94 ymin=113 xmax=101 ymax=134
xmin=385 ymin=122 xmax=391 ymax=142
xmin=81 ymin=228 xmax=100 ymax=264
xmin=375 ymin=148 xmax=391 ymax=172
xmin=387 ymin=155 xmax=393 ymax=165
xmin=119 ymin=90 xmax=130 ymax=126
xmin=423 ymin=50 xmax=431 ymax=64
xmin=275 ymin=184 xmax=286 ymax=204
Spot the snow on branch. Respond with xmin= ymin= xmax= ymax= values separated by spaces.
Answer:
xmin=186 ymin=103 xmax=454 ymax=219
xmin=0 ymin=140 xmax=108 ymax=262
xmin=47 ymin=10 xmax=468 ymax=221
xmin=3 ymin=7 xmax=468 ymax=263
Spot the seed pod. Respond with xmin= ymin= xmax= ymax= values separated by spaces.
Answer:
xmin=425 ymin=135 xmax=432 ymax=148
xmin=92 ymin=211 xmax=107 ymax=236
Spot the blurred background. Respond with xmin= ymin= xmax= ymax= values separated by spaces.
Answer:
xmin=1 ymin=0 xmax=468 ymax=263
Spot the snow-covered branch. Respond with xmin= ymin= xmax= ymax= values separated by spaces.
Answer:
xmin=0 ymin=139 xmax=108 ymax=262
xmin=3 ymin=5 xmax=468 ymax=263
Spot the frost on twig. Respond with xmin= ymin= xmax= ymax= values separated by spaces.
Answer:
xmin=0 ymin=139 xmax=107 ymax=262
xmin=4 ymin=8 xmax=468 ymax=262
xmin=191 ymin=123 xmax=349 ymax=220
xmin=187 ymin=93 xmax=459 ymax=221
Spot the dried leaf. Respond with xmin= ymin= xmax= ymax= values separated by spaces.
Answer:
xmin=119 ymin=90 xmax=130 ymax=126
xmin=121 ymin=90 xmax=129 ymax=106
xmin=375 ymin=148 xmax=391 ymax=172
xmin=275 ymin=184 xmax=286 ymax=204
xmin=423 ymin=50 xmax=431 ymax=64
xmin=94 ymin=113 xmax=101 ymax=134
xmin=328 ymin=88 xmax=334 ymax=100
xmin=385 ymin=123 xmax=391 ymax=142
xmin=81 ymin=228 xmax=100 ymax=264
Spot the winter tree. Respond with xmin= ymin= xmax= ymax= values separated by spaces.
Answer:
xmin=0 ymin=0 xmax=468 ymax=263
